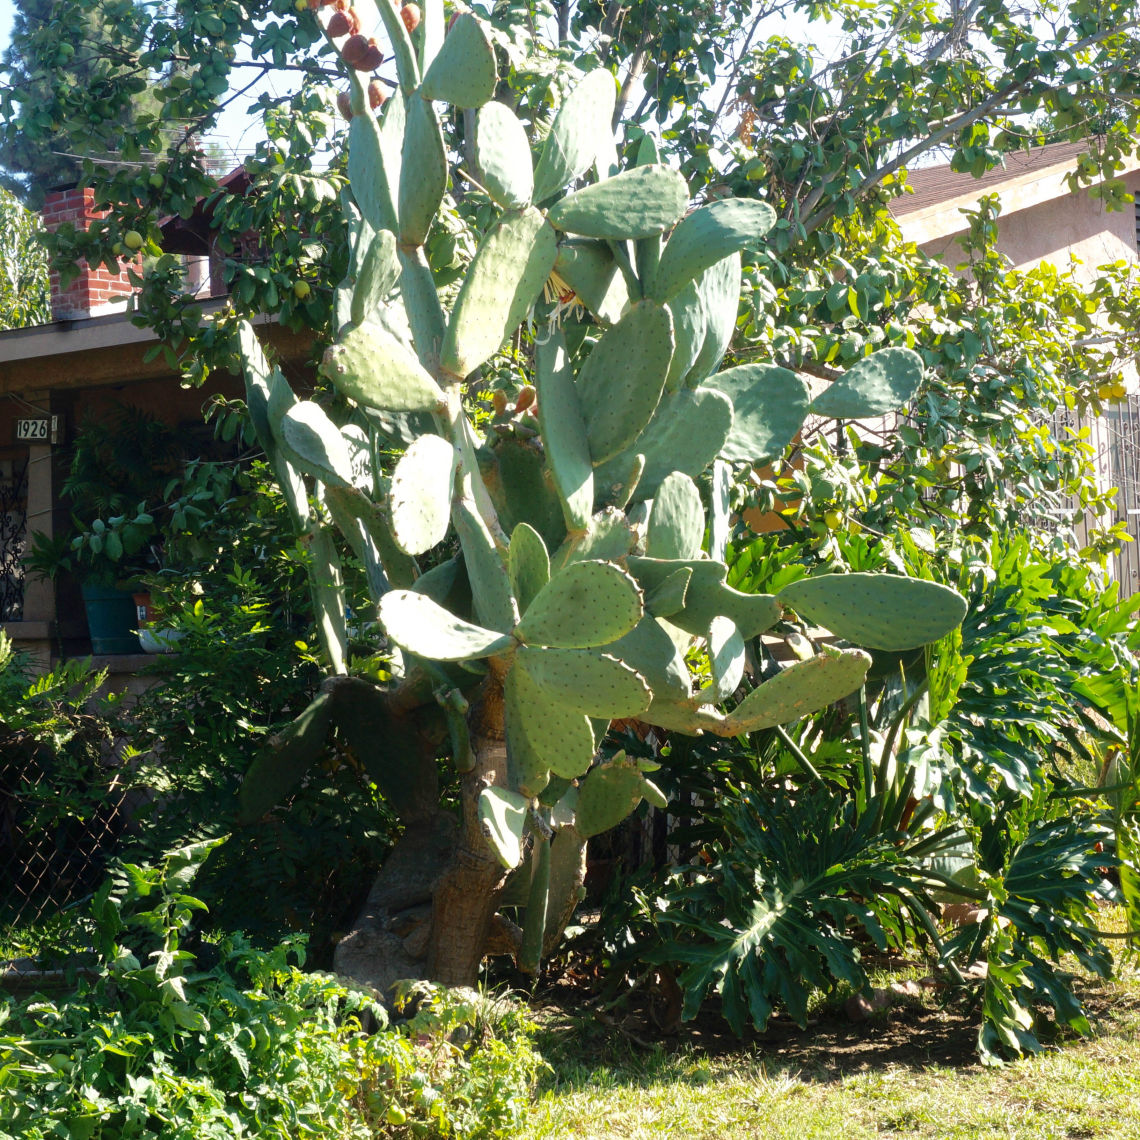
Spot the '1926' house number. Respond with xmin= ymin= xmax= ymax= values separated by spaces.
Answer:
xmin=15 ymin=417 xmax=58 ymax=444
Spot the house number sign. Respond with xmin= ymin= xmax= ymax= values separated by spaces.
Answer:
xmin=14 ymin=416 xmax=59 ymax=445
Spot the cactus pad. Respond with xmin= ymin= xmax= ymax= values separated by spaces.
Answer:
xmin=452 ymin=493 xmax=519 ymax=633
xmin=515 ymin=560 xmax=642 ymax=648
xmin=509 ymin=522 xmax=550 ymax=614
xmin=508 ymin=662 xmax=598 ymax=781
xmin=546 ymin=166 xmax=689 ymax=240
xmin=399 ymin=95 xmax=447 ymax=246
xmin=627 ymin=557 xmax=781 ymax=638
xmin=684 ymin=253 xmax=742 ymax=386
xmin=351 ymin=229 xmax=400 ymax=326
xmin=478 ymin=786 xmax=530 ymax=869
xmin=419 ymin=13 xmax=497 ymax=108
xmin=476 ymin=102 xmax=534 ymax=209
xmin=550 ymin=507 xmax=636 ymax=570
xmin=607 ymin=616 xmax=692 ymax=701
xmin=321 ymin=322 xmax=445 ymax=412
xmin=643 ymin=566 xmax=692 ymax=618
xmin=516 ymin=646 xmax=651 ymax=717
xmin=532 ymin=68 xmax=617 ymax=203
xmin=536 ymin=331 xmax=595 ymax=531
xmin=704 ymin=363 xmax=812 ymax=464
xmin=778 ymin=572 xmax=968 ymax=650
xmin=348 ymin=103 xmax=397 ymax=233
xmin=442 ymin=206 xmax=558 ymax=378
xmin=578 ymin=300 xmax=674 ymax=465
xmin=627 ymin=386 xmax=734 ymax=500
xmin=651 ymin=198 xmax=777 ymax=303
xmin=809 ymin=347 xmax=924 ymax=420
xmin=575 ymin=755 xmax=648 ymax=839
xmin=724 ymin=646 xmax=872 ymax=733
xmin=553 ymin=240 xmax=627 ymax=325
xmin=389 ymin=433 xmax=456 ymax=555
xmin=379 ymin=589 xmax=515 ymax=660
xmin=646 ymin=472 xmax=705 ymax=560
xmin=705 ymin=615 xmax=745 ymax=701
xmin=504 ymin=666 xmax=550 ymax=797
xmin=278 ymin=401 xmax=354 ymax=488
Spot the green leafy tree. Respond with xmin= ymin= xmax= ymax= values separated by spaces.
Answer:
xmin=0 ymin=187 xmax=48 ymax=327
xmin=0 ymin=0 xmax=164 ymax=205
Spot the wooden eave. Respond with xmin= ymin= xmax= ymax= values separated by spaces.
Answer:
xmin=0 ymin=302 xmax=315 ymax=397
xmin=893 ymin=152 xmax=1140 ymax=245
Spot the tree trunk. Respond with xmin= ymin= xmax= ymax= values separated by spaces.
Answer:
xmin=426 ymin=679 xmax=509 ymax=986
xmin=334 ymin=676 xmax=512 ymax=993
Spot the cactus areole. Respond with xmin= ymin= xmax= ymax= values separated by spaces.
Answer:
xmin=234 ymin=35 xmax=966 ymax=991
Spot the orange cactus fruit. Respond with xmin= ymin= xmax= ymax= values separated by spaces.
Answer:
xmin=400 ymin=3 xmax=421 ymax=32
xmin=368 ymin=79 xmax=388 ymax=109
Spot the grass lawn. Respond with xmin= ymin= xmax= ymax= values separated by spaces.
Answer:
xmin=527 ymin=970 xmax=1140 ymax=1138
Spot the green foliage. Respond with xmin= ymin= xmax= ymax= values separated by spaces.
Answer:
xmin=115 ymin=459 xmax=392 ymax=959
xmin=0 ymin=188 xmax=48 ymax=328
xmin=642 ymin=786 xmax=957 ymax=1034
xmin=0 ymin=633 xmax=116 ymax=930
xmin=0 ymin=844 xmax=544 ymax=1138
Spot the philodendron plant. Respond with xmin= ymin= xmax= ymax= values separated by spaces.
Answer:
xmin=233 ymin=1 xmax=967 ymax=991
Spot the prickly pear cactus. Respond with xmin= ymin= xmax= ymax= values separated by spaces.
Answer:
xmin=232 ymin=5 xmax=967 ymax=990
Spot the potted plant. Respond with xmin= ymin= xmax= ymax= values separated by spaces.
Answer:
xmin=26 ymin=408 xmax=180 ymax=654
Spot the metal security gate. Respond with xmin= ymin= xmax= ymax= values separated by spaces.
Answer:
xmin=0 ymin=454 xmax=28 ymax=621
xmin=1101 ymin=397 xmax=1140 ymax=594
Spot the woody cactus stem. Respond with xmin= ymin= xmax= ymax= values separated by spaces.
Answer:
xmin=232 ymin=18 xmax=967 ymax=991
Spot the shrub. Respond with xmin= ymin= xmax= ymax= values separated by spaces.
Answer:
xmin=0 ymin=842 xmax=544 ymax=1138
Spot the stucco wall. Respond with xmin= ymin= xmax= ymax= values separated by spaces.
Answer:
xmin=917 ymin=170 xmax=1140 ymax=280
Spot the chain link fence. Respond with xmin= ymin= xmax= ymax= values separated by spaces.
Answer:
xmin=0 ymin=702 xmax=128 ymax=946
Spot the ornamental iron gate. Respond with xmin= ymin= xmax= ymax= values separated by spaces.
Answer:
xmin=0 ymin=455 xmax=28 ymax=622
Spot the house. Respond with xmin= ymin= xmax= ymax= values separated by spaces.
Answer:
xmin=891 ymin=141 xmax=1140 ymax=592
xmin=0 ymin=183 xmax=316 ymax=682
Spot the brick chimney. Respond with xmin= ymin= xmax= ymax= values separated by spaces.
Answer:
xmin=41 ymin=187 xmax=139 ymax=321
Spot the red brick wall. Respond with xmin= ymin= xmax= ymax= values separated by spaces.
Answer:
xmin=41 ymin=188 xmax=140 ymax=321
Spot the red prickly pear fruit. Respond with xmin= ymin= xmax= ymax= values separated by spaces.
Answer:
xmin=341 ymin=33 xmax=369 ymax=67
xmin=327 ymin=8 xmax=359 ymax=35
xmin=491 ymin=390 xmax=509 ymax=416
xmin=367 ymin=79 xmax=388 ymax=109
xmin=357 ymin=40 xmax=383 ymax=70
xmin=337 ymin=90 xmax=354 ymax=119
xmin=514 ymin=385 xmax=536 ymax=414
xmin=400 ymin=3 xmax=421 ymax=32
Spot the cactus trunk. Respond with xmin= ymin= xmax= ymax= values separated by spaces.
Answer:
xmin=427 ymin=684 xmax=509 ymax=985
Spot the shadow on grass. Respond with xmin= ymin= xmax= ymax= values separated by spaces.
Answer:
xmin=531 ymin=974 xmax=1140 ymax=1091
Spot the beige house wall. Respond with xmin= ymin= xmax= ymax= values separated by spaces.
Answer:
xmin=898 ymin=166 xmax=1140 ymax=590
xmin=911 ymin=173 xmax=1140 ymax=279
